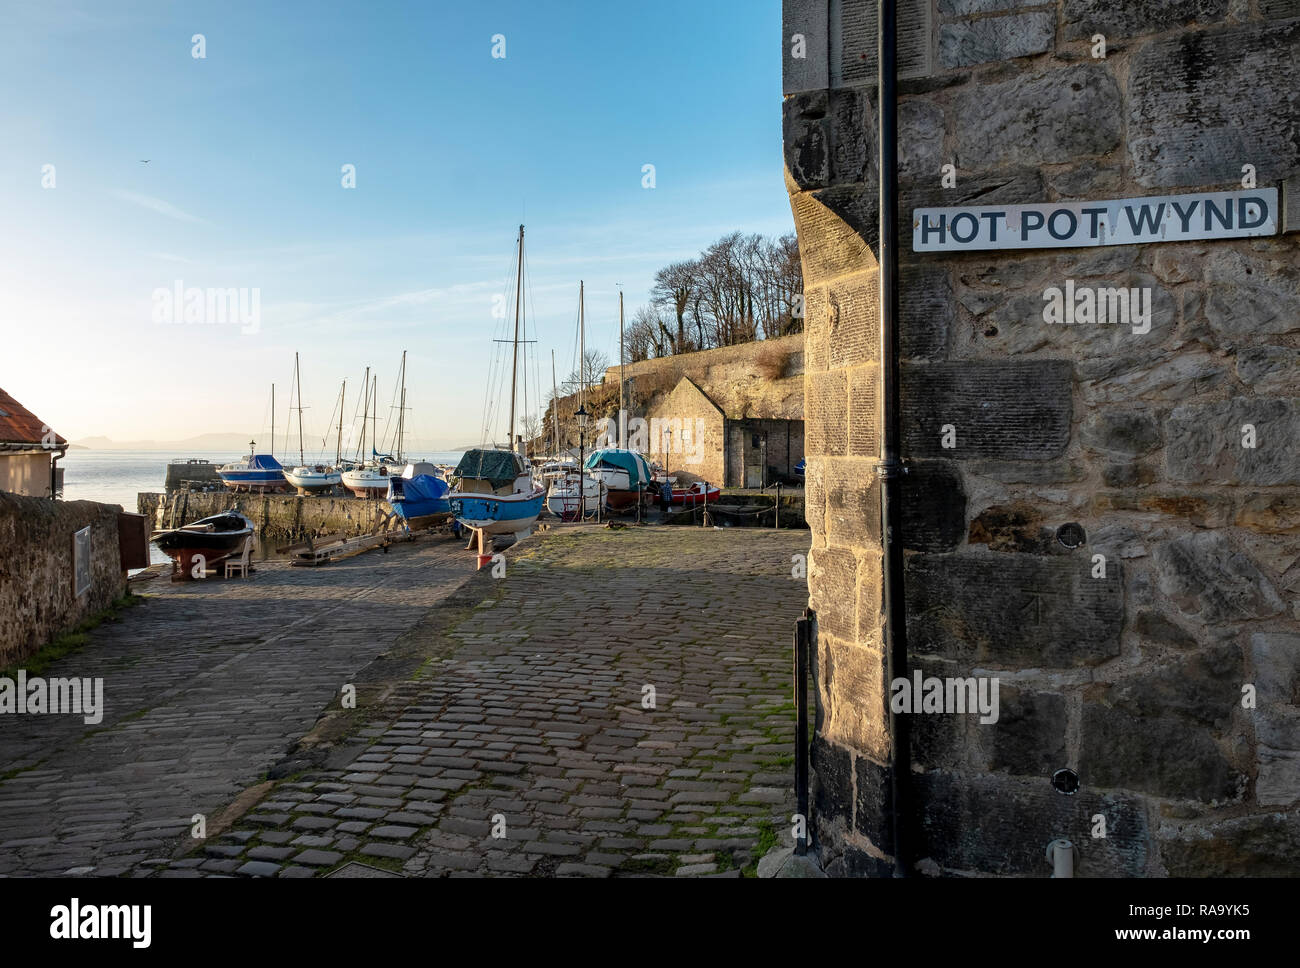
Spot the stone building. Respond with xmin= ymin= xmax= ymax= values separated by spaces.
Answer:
xmin=784 ymin=1 xmax=1300 ymax=875
xmin=0 ymin=386 xmax=66 ymax=498
xmin=550 ymin=334 xmax=806 ymax=487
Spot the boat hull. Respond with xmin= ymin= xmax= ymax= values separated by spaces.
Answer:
xmin=284 ymin=468 xmax=342 ymax=491
xmin=545 ymin=478 xmax=603 ymax=519
xmin=388 ymin=475 xmax=452 ymax=531
xmin=152 ymin=513 xmax=254 ymax=578
xmin=219 ymin=472 xmax=288 ymax=493
xmin=604 ymin=489 xmax=641 ymax=511
xmin=670 ymin=485 xmax=721 ymax=506
xmin=341 ymin=469 xmax=393 ymax=498
xmin=449 ymin=490 xmax=545 ymax=536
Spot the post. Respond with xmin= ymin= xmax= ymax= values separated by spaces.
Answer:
xmin=794 ymin=611 xmax=811 ymax=855
xmin=775 ymin=481 xmax=781 ymax=529
xmin=878 ymin=0 xmax=911 ymax=879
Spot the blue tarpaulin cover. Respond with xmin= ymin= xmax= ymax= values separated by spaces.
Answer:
xmin=584 ymin=448 xmax=653 ymax=487
xmin=396 ymin=474 xmax=449 ymax=503
xmin=249 ymin=454 xmax=283 ymax=469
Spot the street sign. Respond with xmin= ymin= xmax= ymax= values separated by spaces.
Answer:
xmin=913 ymin=188 xmax=1279 ymax=252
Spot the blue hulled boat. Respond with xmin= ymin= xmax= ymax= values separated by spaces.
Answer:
xmin=218 ymin=442 xmax=287 ymax=492
xmin=448 ymin=448 xmax=544 ymax=539
xmin=388 ymin=473 xmax=452 ymax=530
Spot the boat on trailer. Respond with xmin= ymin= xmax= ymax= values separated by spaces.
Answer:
xmin=218 ymin=445 xmax=287 ymax=493
xmin=448 ymin=225 xmax=546 ymax=555
xmin=388 ymin=473 xmax=452 ymax=531
xmin=152 ymin=511 xmax=255 ymax=578
xmin=584 ymin=448 xmax=653 ymax=511
xmin=449 ymin=448 xmax=545 ymax=539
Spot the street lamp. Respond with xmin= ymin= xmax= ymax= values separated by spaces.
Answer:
xmin=575 ymin=404 xmax=590 ymax=519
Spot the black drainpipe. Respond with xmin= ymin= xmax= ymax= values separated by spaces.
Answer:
xmin=878 ymin=0 xmax=912 ymax=879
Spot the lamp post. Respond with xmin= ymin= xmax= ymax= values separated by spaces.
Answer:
xmin=575 ymin=404 xmax=589 ymax=520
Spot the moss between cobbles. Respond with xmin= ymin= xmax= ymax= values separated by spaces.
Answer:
xmin=0 ymin=759 xmax=46 ymax=783
xmin=82 ymin=706 xmax=148 ymax=739
xmin=745 ymin=819 xmax=779 ymax=877
xmin=2 ymin=593 xmax=142 ymax=678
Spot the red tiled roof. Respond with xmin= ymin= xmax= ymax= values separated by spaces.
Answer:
xmin=0 ymin=387 xmax=66 ymax=447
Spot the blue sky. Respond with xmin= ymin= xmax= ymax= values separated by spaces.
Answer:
xmin=0 ymin=0 xmax=792 ymax=453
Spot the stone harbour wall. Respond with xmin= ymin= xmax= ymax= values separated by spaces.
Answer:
xmin=784 ymin=0 xmax=1300 ymax=876
xmin=0 ymin=492 xmax=126 ymax=667
xmin=138 ymin=491 xmax=396 ymax=558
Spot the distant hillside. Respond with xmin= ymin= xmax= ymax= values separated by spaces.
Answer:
xmin=72 ymin=434 xmax=468 ymax=453
xmin=71 ymin=433 xmax=261 ymax=452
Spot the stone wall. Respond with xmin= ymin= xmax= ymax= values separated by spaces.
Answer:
xmin=785 ymin=0 xmax=1300 ymax=876
xmin=0 ymin=492 xmax=126 ymax=667
xmin=587 ymin=332 xmax=805 ymax=425
xmin=137 ymin=491 xmax=395 ymax=558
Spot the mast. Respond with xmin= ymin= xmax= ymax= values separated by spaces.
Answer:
xmin=508 ymin=225 xmax=524 ymax=451
xmin=335 ymin=379 xmax=346 ymax=464
xmin=271 ymin=383 xmax=275 ymax=459
xmin=371 ymin=375 xmax=378 ymax=459
xmin=618 ymin=288 xmax=626 ymax=449
xmin=294 ymin=352 xmax=305 ymax=465
xmin=359 ymin=366 xmax=369 ymax=460
xmin=397 ymin=350 xmax=407 ymax=462
xmin=551 ymin=350 xmax=559 ymax=457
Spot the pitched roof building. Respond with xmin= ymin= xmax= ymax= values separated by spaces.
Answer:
xmin=0 ymin=387 xmax=67 ymax=497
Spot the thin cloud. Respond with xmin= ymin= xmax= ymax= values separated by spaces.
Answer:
xmin=111 ymin=190 xmax=210 ymax=225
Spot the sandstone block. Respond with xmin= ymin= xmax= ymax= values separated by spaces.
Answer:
xmin=901 ymin=360 xmax=1073 ymax=460
xmin=905 ymin=552 xmax=1124 ymax=667
xmin=1154 ymin=531 xmax=1284 ymax=622
xmin=1081 ymin=704 xmax=1242 ymax=802
xmin=954 ymin=66 xmax=1121 ymax=169
xmin=939 ymin=12 xmax=1055 ymax=68
xmin=1166 ymin=398 xmax=1300 ymax=485
xmin=1063 ymin=0 xmax=1228 ymax=41
xmin=914 ymin=771 xmax=1148 ymax=876
xmin=1161 ymin=812 xmax=1300 ymax=876
xmin=1128 ymin=20 xmax=1300 ymax=187
xmin=782 ymin=0 xmax=829 ymax=95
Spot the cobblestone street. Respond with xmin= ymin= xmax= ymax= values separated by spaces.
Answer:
xmin=0 ymin=535 xmax=472 ymax=876
xmin=144 ymin=526 xmax=810 ymax=878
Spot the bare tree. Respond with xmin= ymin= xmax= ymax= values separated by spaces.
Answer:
xmin=563 ymin=349 xmax=611 ymax=394
xmin=635 ymin=231 xmax=802 ymax=356
xmin=651 ymin=261 xmax=698 ymax=355
xmin=626 ymin=305 xmax=669 ymax=361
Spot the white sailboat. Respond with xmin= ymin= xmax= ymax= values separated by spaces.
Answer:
xmin=284 ymin=353 xmax=344 ymax=493
xmin=546 ymin=280 xmax=603 ymax=519
xmin=342 ymin=363 xmax=402 ymax=497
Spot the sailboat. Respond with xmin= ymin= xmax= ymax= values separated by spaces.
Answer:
xmin=587 ymin=288 xmax=653 ymax=512
xmin=218 ymin=385 xmax=287 ymax=492
xmin=448 ymin=225 xmax=546 ymax=543
xmin=342 ymin=364 xmax=402 ymax=498
xmin=284 ymin=354 xmax=344 ymax=493
xmin=545 ymin=280 xmax=603 ymax=518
